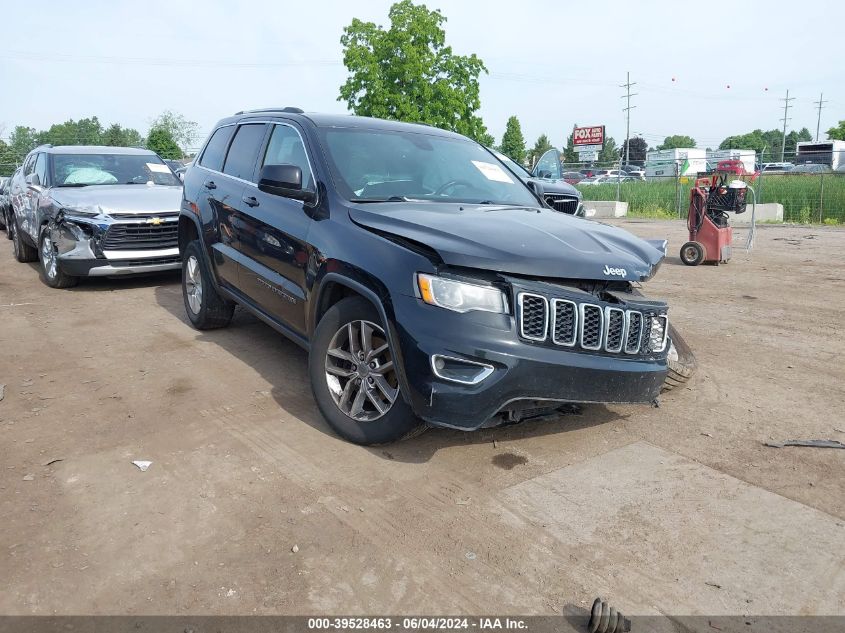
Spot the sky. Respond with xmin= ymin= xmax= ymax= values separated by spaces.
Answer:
xmin=1 ymin=0 xmax=844 ymax=152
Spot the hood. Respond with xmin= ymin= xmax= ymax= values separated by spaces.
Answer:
xmin=349 ymin=203 xmax=664 ymax=282
xmin=49 ymin=185 xmax=183 ymax=216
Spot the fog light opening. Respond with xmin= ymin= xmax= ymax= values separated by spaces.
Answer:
xmin=430 ymin=354 xmax=494 ymax=385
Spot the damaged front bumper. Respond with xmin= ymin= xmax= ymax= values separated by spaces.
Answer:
xmin=50 ymin=212 xmax=180 ymax=277
xmin=391 ymin=284 xmax=669 ymax=430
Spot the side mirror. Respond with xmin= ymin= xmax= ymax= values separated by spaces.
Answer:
xmin=26 ymin=173 xmax=41 ymax=187
xmin=258 ymin=164 xmax=315 ymax=203
xmin=527 ymin=180 xmax=545 ymax=201
xmin=538 ymin=170 xmax=552 ymax=179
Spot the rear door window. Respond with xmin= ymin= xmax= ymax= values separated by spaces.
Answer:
xmin=199 ymin=126 xmax=234 ymax=172
xmin=223 ymin=124 xmax=267 ymax=181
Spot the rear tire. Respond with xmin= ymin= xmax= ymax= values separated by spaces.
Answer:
xmin=39 ymin=229 xmax=78 ymax=289
xmin=309 ymin=296 xmax=425 ymax=445
xmin=181 ymin=240 xmax=235 ymax=330
xmin=4 ymin=210 xmax=13 ymax=239
xmin=680 ymin=241 xmax=705 ymax=266
xmin=662 ymin=323 xmax=696 ymax=392
xmin=11 ymin=214 xmax=37 ymax=263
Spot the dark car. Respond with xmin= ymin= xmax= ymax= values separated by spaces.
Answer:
xmin=492 ymin=150 xmax=584 ymax=216
xmin=178 ymin=108 xmax=675 ymax=445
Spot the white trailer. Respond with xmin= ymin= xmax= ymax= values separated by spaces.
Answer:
xmin=645 ymin=148 xmax=706 ymax=180
xmin=796 ymin=140 xmax=845 ymax=171
xmin=706 ymin=149 xmax=757 ymax=174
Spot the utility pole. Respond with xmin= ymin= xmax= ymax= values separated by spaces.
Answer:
xmin=779 ymin=89 xmax=794 ymax=161
xmin=620 ymin=71 xmax=637 ymax=165
xmin=813 ymin=92 xmax=826 ymax=141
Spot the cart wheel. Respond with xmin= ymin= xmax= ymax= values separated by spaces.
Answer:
xmin=680 ymin=241 xmax=705 ymax=266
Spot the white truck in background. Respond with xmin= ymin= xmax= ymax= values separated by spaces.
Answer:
xmin=645 ymin=148 xmax=706 ymax=180
xmin=795 ymin=140 xmax=845 ymax=171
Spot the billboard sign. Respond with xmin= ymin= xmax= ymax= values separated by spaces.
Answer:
xmin=573 ymin=126 xmax=605 ymax=147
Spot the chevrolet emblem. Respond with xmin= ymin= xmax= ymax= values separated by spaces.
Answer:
xmin=147 ymin=217 xmax=163 ymax=226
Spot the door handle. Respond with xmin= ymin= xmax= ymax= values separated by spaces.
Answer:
xmin=203 ymin=180 xmax=217 ymax=190
xmin=242 ymin=195 xmax=259 ymax=208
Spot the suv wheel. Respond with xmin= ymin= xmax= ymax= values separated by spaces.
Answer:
xmin=39 ymin=229 xmax=78 ymax=288
xmin=181 ymin=240 xmax=235 ymax=329
xmin=309 ymin=296 xmax=425 ymax=445
xmin=11 ymin=214 xmax=37 ymax=263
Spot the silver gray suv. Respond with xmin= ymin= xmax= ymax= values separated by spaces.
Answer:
xmin=8 ymin=145 xmax=183 ymax=287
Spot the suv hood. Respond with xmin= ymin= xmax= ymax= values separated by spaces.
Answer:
xmin=349 ymin=203 xmax=664 ymax=282
xmin=50 ymin=185 xmax=182 ymax=216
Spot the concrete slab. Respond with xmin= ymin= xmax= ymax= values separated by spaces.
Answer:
xmin=729 ymin=202 xmax=783 ymax=223
xmin=584 ymin=200 xmax=628 ymax=218
xmin=503 ymin=441 xmax=845 ymax=615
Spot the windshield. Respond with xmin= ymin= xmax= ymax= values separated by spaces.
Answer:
xmin=492 ymin=150 xmax=532 ymax=179
xmin=51 ymin=153 xmax=182 ymax=187
xmin=318 ymin=128 xmax=540 ymax=206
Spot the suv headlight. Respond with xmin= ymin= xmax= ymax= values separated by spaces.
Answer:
xmin=416 ymin=273 xmax=507 ymax=314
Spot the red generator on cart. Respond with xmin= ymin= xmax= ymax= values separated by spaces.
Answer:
xmin=680 ymin=175 xmax=748 ymax=266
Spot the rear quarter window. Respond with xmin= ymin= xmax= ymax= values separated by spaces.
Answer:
xmin=199 ymin=126 xmax=235 ymax=172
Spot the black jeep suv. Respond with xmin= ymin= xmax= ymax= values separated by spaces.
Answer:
xmin=179 ymin=108 xmax=673 ymax=445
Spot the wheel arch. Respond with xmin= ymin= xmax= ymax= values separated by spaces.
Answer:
xmin=312 ymin=272 xmax=412 ymax=405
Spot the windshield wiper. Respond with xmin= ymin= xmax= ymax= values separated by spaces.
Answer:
xmin=352 ymin=196 xmax=411 ymax=203
xmin=56 ymin=183 xmax=90 ymax=188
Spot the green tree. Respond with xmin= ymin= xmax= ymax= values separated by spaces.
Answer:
xmin=527 ymin=134 xmax=554 ymax=167
xmin=102 ymin=123 xmax=143 ymax=147
xmin=620 ymin=136 xmax=648 ymax=165
xmin=146 ymin=127 xmax=182 ymax=159
xmin=9 ymin=126 xmax=37 ymax=157
xmin=828 ymin=120 xmax=845 ymax=141
xmin=598 ymin=137 xmax=619 ymax=164
xmin=658 ymin=135 xmax=696 ymax=150
xmin=150 ymin=110 xmax=198 ymax=154
xmin=500 ymin=116 xmax=526 ymax=164
xmin=338 ymin=0 xmax=491 ymax=143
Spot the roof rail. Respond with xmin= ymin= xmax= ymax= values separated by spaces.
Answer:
xmin=34 ymin=143 xmax=53 ymax=149
xmin=234 ymin=106 xmax=304 ymax=115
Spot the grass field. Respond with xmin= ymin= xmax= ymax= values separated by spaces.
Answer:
xmin=577 ymin=173 xmax=845 ymax=223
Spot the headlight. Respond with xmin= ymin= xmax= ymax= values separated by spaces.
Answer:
xmin=416 ymin=273 xmax=507 ymax=314
xmin=60 ymin=206 xmax=100 ymax=219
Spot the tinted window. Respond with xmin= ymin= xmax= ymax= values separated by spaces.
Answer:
xmin=199 ymin=126 xmax=234 ymax=172
xmin=262 ymin=124 xmax=315 ymax=191
xmin=34 ymin=153 xmax=48 ymax=185
xmin=535 ymin=150 xmax=562 ymax=180
xmin=23 ymin=154 xmax=36 ymax=176
xmin=223 ymin=124 xmax=267 ymax=181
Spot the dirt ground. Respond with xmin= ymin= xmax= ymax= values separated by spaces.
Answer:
xmin=1 ymin=220 xmax=843 ymax=616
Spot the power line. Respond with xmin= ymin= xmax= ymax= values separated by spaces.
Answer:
xmin=814 ymin=92 xmax=827 ymax=141
xmin=779 ymin=89 xmax=795 ymax=161
xmin=620 ymin=72 xmax=637 ymax=164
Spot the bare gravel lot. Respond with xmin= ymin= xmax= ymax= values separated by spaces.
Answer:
xmin=1 ymin=220 xmax=844 ymax=616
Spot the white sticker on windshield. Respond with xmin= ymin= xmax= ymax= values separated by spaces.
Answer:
xmin=147 ymin=162 xmax=171 ymax=174
xmin=471 ymin=160 xmax=514 ymax=184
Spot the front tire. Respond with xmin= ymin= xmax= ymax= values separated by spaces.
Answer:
xmin=181 ymin=240 xmax=235 ymax=330
xmin=11 ymin=214 xmax=37 ymax=263
xmin=662 ymin=323 xmax=696 ymax=392
xmin=39 ymin=229 xmax=78 ymax=288
xmin=309 ymin=296 xmax=425 ymax=445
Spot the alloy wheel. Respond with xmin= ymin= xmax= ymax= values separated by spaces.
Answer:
xmin=325 ymin=320 xmax=398 ymax=422
xmin=41 ymin=233 xmax=58 ymax=279
xmin=185 ymin=255 xmax=203 ymax=314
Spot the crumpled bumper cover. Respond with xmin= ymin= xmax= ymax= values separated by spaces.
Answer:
xmin=391 ymin=294 xmax=667 ymax=430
